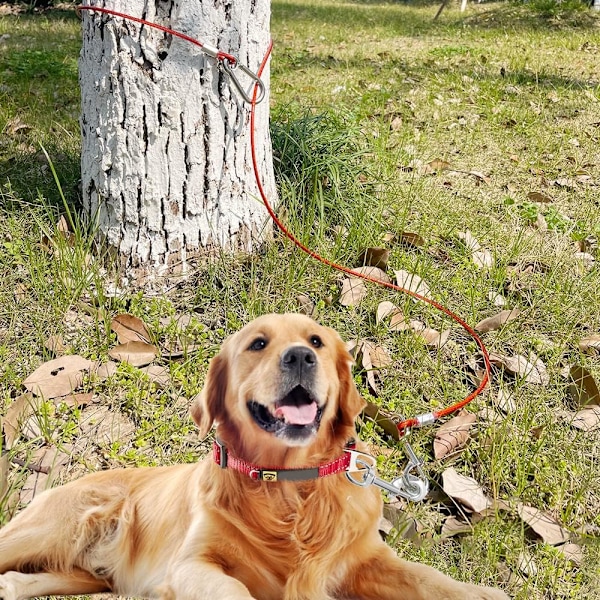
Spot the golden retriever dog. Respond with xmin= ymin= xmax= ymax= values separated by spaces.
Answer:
xmin=0 ymin=313 xmax=508 ymax=600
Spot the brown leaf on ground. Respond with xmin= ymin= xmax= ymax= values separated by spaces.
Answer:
xmin=441 ymin=467 xmax=492 ymax=513
xmin=457 ymin=230 xmax=481 ymax=252
xmin=426 ymin=158 xmax=452 ymax=173
xmin=362 ymin=341 xmax=393 ymax=369
xmin=441 ymin=516 xmax=473 ymax=538
xmin=398 ymin=232 xmax=425 ymax=248
xmin=557 ymin=543 xmax=584 ymax=565
xmin=579 ymin=335 xmax=600 ymax=355
xmin=362 ymin=402 xmax=400 ymax=440
xmin=94 ymin=361 xmax=118 ymax=381
xmin=2 ymin=393 xmax=42 ymax=449
xmin=350 ymin=266 xmax=391 ymax=284
xmin=108 ymin=342 xmax=159 ymax=367
xmin=489 ymin=353 xmax=549 ymax=385
xmin=141 ymin=365 xmax=171 ymax=388
xmin=44 ymin=335 xmax=67 ymax=355
xmin=296 ymin=294 xmax=317 ymax=317
xmin=360 ymin=345 xmax=380 ymax=395
xmin=23 ymin=356 xmax=94 ymax=399
xmin=568 ymin=365 xmax=600 ymax=407
xmin=0 ymin=454 xmax=9 ymax=503
xmin=517 ymin=503 xmax=569 ymax=545
xmin=78 ymin=406 xmax=136 ymax=447
xmin=59 ymin=392 xmax=94 ymax=409
xmin=433 ymin=413 xmax=477 ymax=459
xmin=527 ymin=191 xmax=554 ymax=203
xmin=339 ymin=278 xmax=368 ymax=306
xmin=30 ymin=445 xmax=71 ymax=479
xmin=415 ymin=327 xmax=450 ymax=348
xmin=17 ymin=471 xmax=50 ymax=506
xmin=376 ymin=301 xmax=400 ymax=324
xmin=472 ymin=249 xmax=494 ymax=269
xmin=560 ymin=406 xmax=600 ymax=432
xmin=358 ymin=248 xmax=390 ymax=270
xmin=494 ymin=387 xmax=517 ymax=413
xmin=111 ymin=314 xmax=152 ymax=344
xmin=394 ymin=270 xmax=431 ymax=299
xmin=475 ymin=309 xmax=520 ymax=333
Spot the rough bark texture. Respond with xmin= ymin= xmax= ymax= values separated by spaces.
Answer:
xmin=79 ymin=0 xmax=275 ymax=276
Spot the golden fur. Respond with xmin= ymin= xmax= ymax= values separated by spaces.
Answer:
xmin=0 ymin=314 xmax=508 ymax=600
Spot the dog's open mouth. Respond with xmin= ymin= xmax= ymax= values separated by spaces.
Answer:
xmin=248 ymin=386 xmax=323 ymax=439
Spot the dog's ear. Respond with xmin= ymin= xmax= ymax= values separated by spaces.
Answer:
xmin=190 ymin=353 xmax=228 ymax=438
xmin=335 ymin=338 xmax=366 ymax=428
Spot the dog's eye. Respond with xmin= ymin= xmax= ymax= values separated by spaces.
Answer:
xmin=249 ymin=338 xmax=268 ymax=351
xmin=310 ymin=335 xmax=323 ymax=348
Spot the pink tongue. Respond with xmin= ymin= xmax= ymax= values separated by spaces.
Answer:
xmin=274 ymin=402 xmax=318 ymax=425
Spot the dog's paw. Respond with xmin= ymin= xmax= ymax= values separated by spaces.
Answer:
xmin=0 ymin=574 xmax=18 ymax=600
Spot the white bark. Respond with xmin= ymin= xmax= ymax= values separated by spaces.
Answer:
xmin=79 ymin=0 xmax=275 ymax=275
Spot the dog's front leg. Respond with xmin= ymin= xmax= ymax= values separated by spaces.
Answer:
xmin=338 ymin=544 xmax=509 ymax=600
xmin=161 ymin=561 xmax=257 ymax=600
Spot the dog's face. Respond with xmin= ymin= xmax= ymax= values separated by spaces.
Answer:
xmin=192 ymin=314 xmax=364 ymax=452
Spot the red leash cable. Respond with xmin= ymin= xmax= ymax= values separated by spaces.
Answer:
xmin=250 ymin=43 xmax=491 ymax=434
xmin=77 ymin=7 xmax=491 ymax=435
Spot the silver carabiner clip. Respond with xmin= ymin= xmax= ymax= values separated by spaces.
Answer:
xmin=221 ymin=58 xmax=266 ymax=105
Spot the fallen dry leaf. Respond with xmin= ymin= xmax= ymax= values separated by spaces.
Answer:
xmin=527 ymin=191 xmax=553 ymax=203
xmin=44 ymin=334 xmax=67 ymax=355
xmin=516 ymin=551 xmax=538 ymax=577
xmin=568 ymin=365 xmax=600 ymax=407
xmin=339 ymin=277 xmax=368 ymax=307
xmin=517 ymin=503 xmax=569 ymax=545
xmin=472 ymin=249 xmax=494 ymax=269
xmin=94 ymin=361 xmax=118 ymax=381
xmin=457 ymin=230 xmax=481 ymax=252
xmin=426 ymin=158 xmax=452 ymax=173
xmin=22 ymin=355 xmax=94 ymax=399
xmin=475 ymin=309 xmax=520 ymax=333
xmin=111 ymin=314 xmax=152 ymax=344
xmin=579 ymin=335 xmax=600 ymax=355
xmin=441 ymin=516 xmax=473 ymax=538
xmin=494 ymin=387 xmax=517 ymax=413
xmin=141 ymin=365 xmax=171 ymax=388
xmin=17 ymin=471 xmax=50 ymax=506
xmin=108 ymin=342 xmax=159 ymax=367
xmin=296 ymin=294 xmax=316 ymax=317
xmin=362 ymin=341 xmax=393 ymax=369
xmin=350 ymin=266 xmax=391 ymax=284
xmin=376 ymin=301 xmax=400 ymax=324
xmin=398 ymin=232 xmax=425 ymax=248
xmin=560 ymin=406 xmax=600 ymax=432
xmin=358 ymin=248 xmax=390 ymax=270
xmin=433 ymin=413 xmax=477 ymax=459
xmin=415 ymin=327 xmax=450 ymax=348
xmin=557 ymin=543 xmax=583 ymax=565
xmin=360 ymin=344 xmax=381 ymax=395
xmin=2 ymin=393 xmax=42 ymax=450
xmin=442 ymin=467 xmax=492 ymax=513
xmin=394 ymin=270 xmax=431 ymax=299
xmin=78 ymin=405 xmax=137 ymax=447
xmin=362 ymin=402 xmax=400 ymax=440
xmin=59 ymin=392 xmax=94 ymax=409
xmin=489 ymin=353 xmax=549 ymax=385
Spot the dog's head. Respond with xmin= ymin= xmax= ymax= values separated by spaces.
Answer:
xmin=191 ymin=314 xmax=364 ymax=458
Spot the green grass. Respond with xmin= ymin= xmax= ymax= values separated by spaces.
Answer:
xmin=1 ymin=1 xmax=600 ymax=598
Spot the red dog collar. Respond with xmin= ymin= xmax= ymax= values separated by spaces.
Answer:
xmin=213 ymin=438 xmax=356 ymax=482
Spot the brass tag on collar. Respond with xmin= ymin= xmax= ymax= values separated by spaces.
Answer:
xmin=261 ymin=471 xmax=278 ymax=482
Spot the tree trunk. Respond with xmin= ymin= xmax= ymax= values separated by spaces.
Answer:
xmin=79 ymin=0 xmax=274 ymax=278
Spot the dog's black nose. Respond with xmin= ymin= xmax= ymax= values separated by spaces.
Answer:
xmin=281 ymin=346 xmax=316 ymax=375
